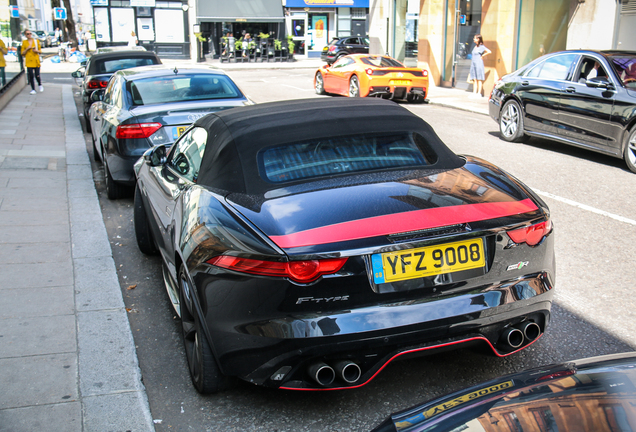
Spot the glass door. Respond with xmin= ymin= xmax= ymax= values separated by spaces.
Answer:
xmin=290 ymin=14 xmax=308 ymax=57
xmin=453 ymin=0 xmax=481 ymax=89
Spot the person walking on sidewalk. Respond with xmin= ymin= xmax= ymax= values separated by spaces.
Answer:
xmin=468 ymin=34 xmax=491 ymax=97
xmin=21 ymin=29 xmax=43 ymax=95
xmin=0 ymin=38 xmax=7 ymax=87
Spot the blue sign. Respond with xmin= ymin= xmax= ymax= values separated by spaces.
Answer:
xmin=459 ymin=14 xmax=466 ymax=25
xmin=10 ymin=5 xmax=19 ymax=18
xmin=285 ymin=0 xmax=369 ymax=7
xmin=90 ymin=0 xmax=108 ymax=5
xmin=54 ymin=7 xmax=67 ymax=20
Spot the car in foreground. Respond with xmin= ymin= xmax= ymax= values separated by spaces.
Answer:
xmin=71 ymin=49 xmax=161 ymax=133
xmin=89 ymin=65 xmax=251 ymax=199
xmin=489 ymin=50 xmax=636 ymax=173
xmin=133 ymin=97 xmax=555 ymax=394
xmin=321 ymin=36 xmax=369 ymax=64
xmin=315 ymin=54 xmax=429 ymax=102
xmin=373 ymin=351 xmax=636 ymax=432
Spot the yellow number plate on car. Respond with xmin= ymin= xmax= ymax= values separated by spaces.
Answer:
xmin=390 ymin=80 xmax=411 ymax=86
xmin=371 ymin=238 xmax=485 ymax=284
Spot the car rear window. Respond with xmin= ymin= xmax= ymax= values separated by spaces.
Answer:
xmin=95 ymin=57 xmax=158 ymax=74
xmin=258 ymin=132 xmax=438 ymax=183
xmin=361 ymin=56 xmax=404 ymax=68
xmin=128 ymin=74 xmax=242 ymax=105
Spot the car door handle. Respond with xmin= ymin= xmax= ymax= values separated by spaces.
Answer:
xmin=521 ymin=81 xmax=529 ymax=86
xmin=565 ymin=87 xmax=576 ymax=93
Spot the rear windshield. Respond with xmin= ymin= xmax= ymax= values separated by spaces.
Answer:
xmin=361 ymin=56 xmax=404 ymax=68
xmin=128 ymin=74 xmax=242 ymax=106
xmin=259 ymin=132 xmax=438 ymax=183
xmin=94 ymin=57 xmax=158 ymax=74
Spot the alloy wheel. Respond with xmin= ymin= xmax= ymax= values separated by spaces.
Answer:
xmin=500 ymin=102 xmax=519 ymax=138
xmin=349 ymin=77 xmax=360 ymax=98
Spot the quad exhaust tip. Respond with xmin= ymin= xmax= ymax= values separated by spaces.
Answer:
xmin=308 ymin=362 xmax=335 ymax=387
xmin=518 ymin=321 xmax=541 ymax=342
xmin=308 ymin=360 xmax=362 ymax=386
xmin=500 ymin=327 xmax=524 ymax=349
xmin=499 ymin=321 xmax=542 ymax=351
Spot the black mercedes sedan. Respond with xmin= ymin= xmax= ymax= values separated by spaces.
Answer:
xmin=89 ymin=65 xmax=252 ymax=199
xmin=373 ymin=351 xmax=636 ymax=432
xmin=71 ymin=49 xmax=162 ymax=133
xmin=133 ymin=98 xmax=555 ymax=394
xmin=489 ymin=50 xmax=636 ymax=173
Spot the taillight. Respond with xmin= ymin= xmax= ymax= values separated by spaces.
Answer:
xmin=207 ymin=256 xmax=348 ymax=284
xmin=116 ymin=123 xmax=163 ymax=139
xmin=508 ymin=220 xmax=552 ymax=246
xmin=328 ymin=46 xmax=337 ymax=53
xmin=422 ymin=69 xmax=429 ymax=77
xmin=365 ymin=68 xmax=374 ymax=75
xmin=87 ymin=78 xmax=108 ymax=89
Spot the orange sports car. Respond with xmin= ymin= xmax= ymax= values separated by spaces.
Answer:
xmin=314 ymin=54 xmax=429 ymax=102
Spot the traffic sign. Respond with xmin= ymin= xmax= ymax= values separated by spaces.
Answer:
xmin=10 ymin=5 xmax=19 ymax=18
xmin=54 ymin=7 xmax=67 ymax=20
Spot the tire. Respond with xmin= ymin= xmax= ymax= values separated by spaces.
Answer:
xmin=624 ymin=128 xmax=636 ymax=174
xmin=92 ymin=134 xmax=101 ymax=163
xmin=103 ymin=158 xmax=126 ymax=200
xmin=499 ymin=99 xmax=528 ymax=143
xmin=133 ymin=185 xmax=158 ymax=255
xmin=179 ymin=265 xmax=231 ymax=394
xmin=349 ymin=76 xmax=361 ymax=98
xmin=315 ymin=73 xmax=326 ymax=95
xmin=84 ymin=108 xmax=92 ymax=134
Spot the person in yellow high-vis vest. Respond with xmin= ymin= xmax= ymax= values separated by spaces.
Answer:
xmin=21 ymin=30 xmax=43 ymax=95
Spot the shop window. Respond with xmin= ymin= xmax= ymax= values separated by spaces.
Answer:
xmin=503 ymin=412 xmax=524 ymax=432
xmin=516 ymin=0 xmax=569 ymax=69
xmin=603 ymin=405 xmax=633 ymax=432
xmin=530 ymin=407 xmax=559 ymax=432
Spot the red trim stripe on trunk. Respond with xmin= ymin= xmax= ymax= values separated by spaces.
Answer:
xmin=269 ymin=199 xmax=538 ymax=249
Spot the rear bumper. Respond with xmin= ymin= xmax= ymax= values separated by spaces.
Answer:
xmin=197 ymin=267 xmax=554 ymax=390
xmin=368 ymin=86 xmax=427 ymax=100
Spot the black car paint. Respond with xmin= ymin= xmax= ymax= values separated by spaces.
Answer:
xmin=136 ymin=112 xmax=555 ymax=392
xmin=489 ymin=50 xmax=636 ymax=162
xmin=373 ymin=352 xmax=636 ymax=432
xmin=321 ymin=36 xmax=370 ymax=64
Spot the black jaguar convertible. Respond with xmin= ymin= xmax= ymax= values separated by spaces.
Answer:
xmin=133 ymin=98 xmax=555 ymax=393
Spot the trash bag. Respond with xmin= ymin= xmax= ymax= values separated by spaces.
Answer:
xmin=51 ymin=55 xmax=61 ymax=63
xmin=69 ymin=51 xmax=87 ymax=63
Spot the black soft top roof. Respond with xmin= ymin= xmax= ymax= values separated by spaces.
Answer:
xmin=195 ymin=98 xmax=464 ymax=195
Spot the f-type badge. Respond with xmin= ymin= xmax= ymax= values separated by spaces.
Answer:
xmin=507 ymin=261 xmax=529 ymax=271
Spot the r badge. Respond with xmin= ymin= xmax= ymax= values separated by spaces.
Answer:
xmin=507 ymin=261 xmax=529 ymax=271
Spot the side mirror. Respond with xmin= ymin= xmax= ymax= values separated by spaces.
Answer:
xmin=71 ymin=69 xmax=84 ymax=78
xmin=586 ymin=77 xmax=615 ymax=91
xmin=81 ymin=60 xmax=87 ymax=67
xmin=90 ymin=89 xmax=105 ymax=103
xmin=144 ymin=145 xmax=167 ymax=167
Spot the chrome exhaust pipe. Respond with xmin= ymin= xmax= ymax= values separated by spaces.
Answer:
xmin=307 ymin=362 xmax=335 ymax=387
xmin=500 ymin=327 xmax=524 ymax=350
xmin=333 ymin=360 xmax=362 ymax=384
xmin=518 ymin=321 xmax=541 ymax=342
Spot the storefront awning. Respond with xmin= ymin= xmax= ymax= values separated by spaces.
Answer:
xmin=285 ymin=0 xmax=369 ymax=7
xmin=197 ymin=0 xmax=285 ymax=23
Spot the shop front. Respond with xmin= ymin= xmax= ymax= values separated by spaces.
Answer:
xmin=92 ymin=0 xmax=191 ymax=59
xmin=195 ymin=0 xmax=285 ymax=59
xmin=284 ymin=0 xmax=368 ymax=58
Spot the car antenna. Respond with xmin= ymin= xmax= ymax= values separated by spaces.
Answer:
xmin=173 ymin=66 xmax=178 ymax=75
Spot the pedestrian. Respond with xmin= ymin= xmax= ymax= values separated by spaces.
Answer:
xmin=21 ymin=29 xmax=43 ymax=95
xmin=55 ymin=27 xmax=62 ymax=44
xmin=83 ymin=31 xmax=91 ymax=52
xmin=0 ymin=38 xmax=7 ymax=87
xmin=468 ymin=34 xmax=491 ymax=97
xmin=128 ymin=31 xmax=138 ymax=48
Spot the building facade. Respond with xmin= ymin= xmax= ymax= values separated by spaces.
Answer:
xmin=372 ymin=0 xmax=635 ymax=96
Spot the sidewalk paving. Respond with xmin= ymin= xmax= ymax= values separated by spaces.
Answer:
xmin=0 ymin=84 xmax=154 ymax=431
xmin=0 ymin=55 xmax=488 ymax=431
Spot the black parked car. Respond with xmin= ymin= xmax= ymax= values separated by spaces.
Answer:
xmin=71 ymin=50 xmax=161 ymax=133
xmin=373 ymin=351 xmax=636 ymax=432
xmin=489 ymin=50 xmax=636 ymax=173
xmin=89 ymin=65 xmax=251 ymax=199
xmin=321 ymin=36 xmax=369 ymax=64
xmin=133 ymin=97 xmax=555 ymax=394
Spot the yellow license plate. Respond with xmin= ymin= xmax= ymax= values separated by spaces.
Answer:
xmin=371 ymin=238 xmax=485 ymax=284
xmin=390 ymin=80 xmax=411 ymax=86
xmin=177 ymin=126 xmax=186 ymax=136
